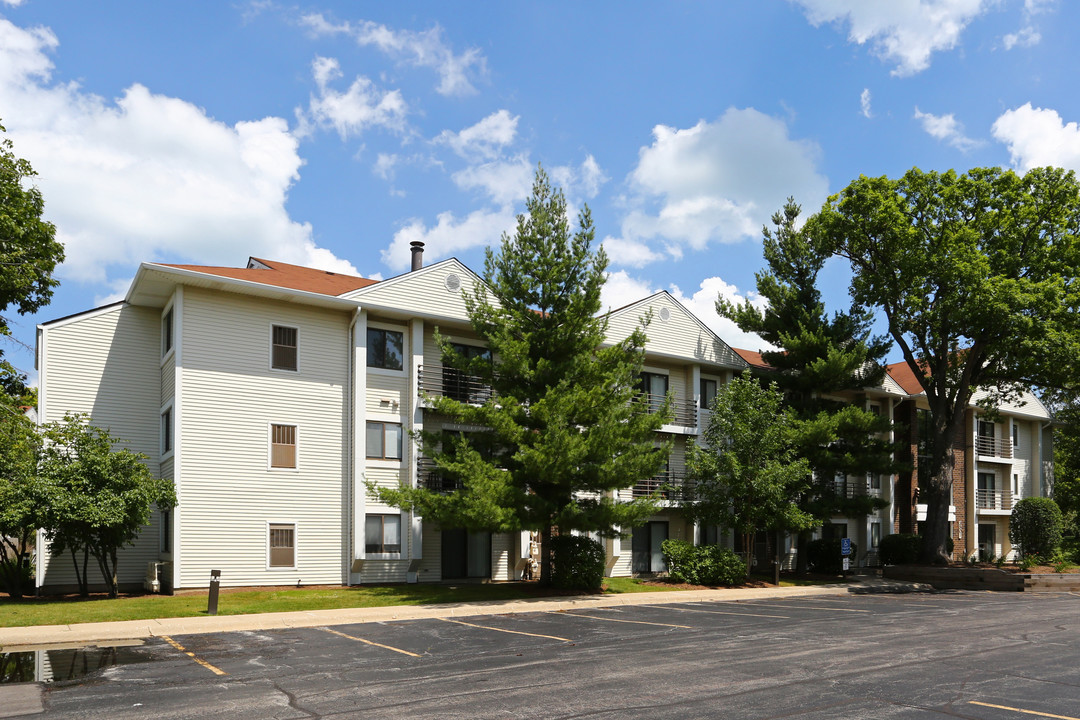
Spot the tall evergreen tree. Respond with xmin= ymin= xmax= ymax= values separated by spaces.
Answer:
xmin=719 ymin=199 xmax=897 ymax=572
xmin=373 ymin=168 xmax=670 ymax=584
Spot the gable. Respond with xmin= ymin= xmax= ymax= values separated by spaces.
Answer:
xmin=343 ymin=259 xmax=490 ymax=323
xmin=604 ymin=292 xmax=745 ymax=369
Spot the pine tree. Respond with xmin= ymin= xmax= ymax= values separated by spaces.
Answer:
xmin=719 ymin=198 xmax=897 ymax=572
xmin=374 ymin=168 xmax=670 ymax=584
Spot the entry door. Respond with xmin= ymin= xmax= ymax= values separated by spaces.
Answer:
xmin=632 ymin=521 xmax=669 ymax=573
xmin=441 ymin=529 xmax=491 ymax=579
xmin=978 ymin=524 xmax=996 ymax=561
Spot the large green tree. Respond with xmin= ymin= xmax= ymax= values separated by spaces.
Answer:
xmin=719 ymin=199 xmax=896 ymax=572
xmin=0 ymin=121 xmax=64 ymax=355
xmin=685 ymin=372 xmax=816 ymax=575
xmin=373 ymin=168 xmax=670 ymax=584
xmin=0 ymin=396 xmax=47 ymax=598
xmin=40 ymin=414 xmax=176 ymax=598
xmin=809 ymin=166 xmax=1080 ymax=563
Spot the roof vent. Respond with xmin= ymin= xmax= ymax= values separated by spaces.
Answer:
xmin=444 ymin=273 xmax=461 ymax=292
xmin=658 ymin=307 xmax=671 ymax=322
xmin=410 ymin=241 xmax=425 ymax=272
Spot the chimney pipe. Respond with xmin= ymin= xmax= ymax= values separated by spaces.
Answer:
xmin=410 ymin=241 xmax=425 ymax=271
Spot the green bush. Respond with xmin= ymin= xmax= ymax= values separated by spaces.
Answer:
xmin=1010 ymin=497 xmax=1064 ymax=559
xmin=661 ymin=539 xmax=745 ymax=586
xmin=879 ymin=533 xmax=923 ymax=565
xmin=550 ymin=534 xmax=605 ymax=590
xmin=806 ymin=538 xmax=856 ymax=573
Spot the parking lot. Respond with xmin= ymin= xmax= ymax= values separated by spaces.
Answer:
xmin=27 ymin=591 xmax=1080 ymax=719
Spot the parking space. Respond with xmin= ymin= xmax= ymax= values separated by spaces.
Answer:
xmin=33 ymin=591 xmax=1080 ymax=719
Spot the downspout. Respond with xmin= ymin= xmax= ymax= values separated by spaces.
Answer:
xmin=346 ymin=307 xmax=361 ymax=585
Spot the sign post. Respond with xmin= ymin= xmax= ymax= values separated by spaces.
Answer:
xmin=840 ymin=538 xmax=852 ymax=574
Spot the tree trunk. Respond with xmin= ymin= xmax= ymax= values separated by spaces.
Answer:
xmin=743 ymin=532 xmax=754 ymax=576
xmin=70 ymin=547 xmax=90 ymax=598
xmin=539 ymin=524 xmax=553 ymax=586
xmin=919 ymin=482 xmax=952 ymax=564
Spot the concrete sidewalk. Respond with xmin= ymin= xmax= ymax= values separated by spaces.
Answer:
xmin=0 ymin=577 xmax=929 ymax=650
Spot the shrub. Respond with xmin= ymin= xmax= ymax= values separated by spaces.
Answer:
xmin=806 ymin=538 xmax=856 ymax=574
xmin=550 ymin=534 xmax=605 ymax=590
xmin=879 ymin=533 xmax=923 ymax=565
xmin=661 ymin=539 xmax=745 ymax=586
xmin=1010 ymin=497 xmax=1064 ymax=559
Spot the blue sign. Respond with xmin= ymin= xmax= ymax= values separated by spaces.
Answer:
xmin=841 ymin=538 xmax=852 ymax=556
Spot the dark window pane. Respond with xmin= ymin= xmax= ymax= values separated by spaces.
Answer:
xmin=384 ymin=331 xmax=404 ymax=370
xmin=367 ymin=328 xmax=385 ymax=368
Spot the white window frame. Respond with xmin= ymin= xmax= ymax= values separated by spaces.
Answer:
xmin=161 ymin=304 xmax=175 ymax=363
xmin=366 ymin=321 xmax=407 ymax=376
xmin=160 ymin=402 xmax=175 ymax=460
xmin=366 ymin=419 xmax=405 ymax=462
xmin=269 ymin=322 xmax=300 ymax=374
xmin=266 ymin=520 xmax=298 ymax=570
xmin=268 ymin=422 xmax=299 ymax=471
xmin=364 ymin=512 xmax=404 ymax=558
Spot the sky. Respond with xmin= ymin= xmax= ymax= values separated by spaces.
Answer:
xmin=3 ymin=0 xmax=1080 ymax=380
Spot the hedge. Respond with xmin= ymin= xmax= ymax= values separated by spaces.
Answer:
xmin=661 ymin=539 xmax=745 ymax=586
xmin=550 ymin=534 xmax=605 ymax=590
xmin=1010 ymin=497 xmax=1064 ymax=559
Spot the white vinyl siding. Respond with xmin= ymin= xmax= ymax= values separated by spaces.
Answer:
xmin=343 ymin=260 xmax=485 ymax=323
xmin=161 ymin=358 xmax=175 ymax=406
xmin=177 ymin=287 xmax=349 ymax=588
xmin=37 ymin=304 xmax=163 ymax=592
xmin=605 ymin=293 xmax=744 ymax=368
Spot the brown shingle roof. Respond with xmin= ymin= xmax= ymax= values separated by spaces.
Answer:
xmin=885 ymin=361 xmax=925 ymax=395
xmin=732 ymin=347 xmax=772 ymax=369
xmin=160 ymin=257 xmax=377 ymax=297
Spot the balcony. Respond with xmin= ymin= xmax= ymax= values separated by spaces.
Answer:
xmin=832 ymin=480 xmax=869 ymax=498
xmin=416 ymin=458 xmax=463 ymax=494
xmin=636 ymin=394 xmax=699 ymax=429
xmin=976 ymin=436 xmax=1013 ymax=459
xmin=417 ymin=364 xmax=495 ymax=405
xmin=632 ymin=471 xmax=693 ymax=500
xmin=976 ymin=488 xmax=1013 ymax=512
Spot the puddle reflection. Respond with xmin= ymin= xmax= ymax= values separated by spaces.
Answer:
xmin=1 ymin=644 xmax=150 ymax=683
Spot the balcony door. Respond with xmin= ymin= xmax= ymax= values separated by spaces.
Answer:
xmin=443 ymin=343 xmax=492 ymax=403
xmin=632 ymin=521 xmax=668 ymax=573
xmin=639 ymin=372 xmax=668 ymax=414
xmin=977 ymin=420 xmax=996 ymax=455
xmin=977 ymin=471 xmax=998 ymax=509
xmin=441 ymin=528 xmax=491 ymax=579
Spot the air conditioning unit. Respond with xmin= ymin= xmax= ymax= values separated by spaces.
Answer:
xmin=144 ymin=561 xmax=161 ymax=593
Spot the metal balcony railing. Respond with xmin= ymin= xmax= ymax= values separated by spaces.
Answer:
xmin=635 ymin=394 xmax=699 ymax=428
xmin=832 ymin=480 xmax=870 ymax=498
xmin=417 ymin=364 xmax=495 ymax=405
xmin=976 ymin=488 xmax=1012 ymax=511
xmin=417 ymin=458 xmax=463 ymax=494
xmin=976 ymin=436 xmax=1013 ymax=459
xmin=632 ymin=471 xmax=692 ymax=499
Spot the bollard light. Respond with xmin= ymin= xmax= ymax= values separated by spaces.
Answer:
xmin=207 ymin=569 xmax=221 ymax=615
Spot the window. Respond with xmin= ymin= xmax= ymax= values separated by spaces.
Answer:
xmin=869 ymin=403 xmax=881 ymax=416
xmin=162 ymin=309 xmax=173 ymax=356
xmin=639 ymin=372 xmax=668 ymax=413
xmin=367 ymin=328 xmax=404 ymax=370
xmin=699 ymin=378 xmax=718 ymax=409
xmin=365 ymin=514 xmax=401 ymax=554
xmin=160 ymin=508 xmax=171 ymax=553
xmin=271 ymin=325 xmax=297 ymax=371
xmin=1013 ymin=473 xmax=1020 ymax=497
xmin=271 ymin=424 xmax=297 ymax=469
xmin=367 ymin=421 xmax=403 ymax=460
xmin=871 ymin=522 xmax=881 ymax=549
xmin=269 ymin=523 xmax=295 ymax=567
xmin=1012 ymin=423 xmax=1019 ymax=450
xmin=869 ymin=472 xmax=882 ymax=490
xmin=161 ymin=407 xmax=173 ymax=455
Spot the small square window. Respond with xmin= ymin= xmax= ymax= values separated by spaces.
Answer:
xmin=271 ymin=424 xmax=297 ymax=468
xmin=162 ymin=309 xmax=173 ymax=356
xmin=367 ymin=421 xmax=403 ymax=460
xmin=365 ymin=514 xmax=401 ymax=554
xmin=269 ymin=523 xmax=295 ymax=567
xmin=367 ymin=328 xmax=404 ymax=370
xmin=272 ymin=325 xmax=298 ymax=371
xmin=161 ymin=407 xmax=173 ymax=455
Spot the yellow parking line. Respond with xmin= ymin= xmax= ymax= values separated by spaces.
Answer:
xmin=160 ymin=635 xmax=226 ymax=676
xmin=438 ymin=617 xmax=571 ymax=642
xmin=969 ymin=701 xmax=1080 ymax=720
xmin=553 ymin=612 xmax=692 ymax=629
xmin=737 ymin=602 xmax=870 ymax=613
xmin=321 ymin=627 xmax=422 ymax=657
xmin=642 ymin=604 xmax=789 ymax=619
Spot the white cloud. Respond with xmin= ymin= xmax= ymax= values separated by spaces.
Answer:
xmin=299 ymin=56 xmax=407 ymax=140
xmin=300 ymin=13 xmax=486 ymax=96
xmin=435 ymin=109 xmax=518 ymax=160
xmin=550 ymin=154 xmax=608 ymax=201
xmin=1002 ymin=25 xmax=1041 ymax=50
xmin=381 ymin=207 xmax=517 ymax=272
xmin=793 ymin=0 xmax=989 ymax=76
xmin=609 ymin=108 xmax=827 ymax=265
xmin=0 ymin=17 xmax=362 ymax=283
xmin=600 ymin=237 xmax=663 ymax=268
xmin=451 ymin=156 xmax=533 ymax=206
xmin=913 ymin=107 xmax=982 ymax=151
xmin=600 ymin=271 xmax=771 ymax=351
xmin=860 ymin=88 xmax=873 ymax=118
xmin=1 ymin=0 xmax=25 ymax=6
xmin=992 ymin=103 xmax=1080 ymax=172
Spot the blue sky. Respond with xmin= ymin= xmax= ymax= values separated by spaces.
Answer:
xmin=3 ymin=0 xmax=1078 ymax=378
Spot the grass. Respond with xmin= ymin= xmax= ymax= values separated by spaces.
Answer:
xmin=601 ymin=577 xmax=684 ymax=593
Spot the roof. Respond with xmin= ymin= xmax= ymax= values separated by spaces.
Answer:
xmin=160 ymin=257 xmax=378 ymax=297
xmin=885 ymin=361 xmax=924 ymax=395
xmin=732 ymin=348 xmax=771 ymax=369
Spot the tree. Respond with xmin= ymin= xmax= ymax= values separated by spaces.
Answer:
xmin=40 ymin=414 xmax=176 ymax=598
xmin=1009 ymin=497 xmax=1064 ymax=559
xmin=809 ymin=166 xmax=1080 ymax=563
xmin=0 ymin=120 xmax=64 ymax=355
xmin=685 ymin=372 xmax=816 ymax=575
xmin=719 ymin=199 xmax=897 ymax=572
xmin=0 ymin=396 xmax=46 ymax=598
xmin=373 ymin=167 xmax=670 ymax=584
